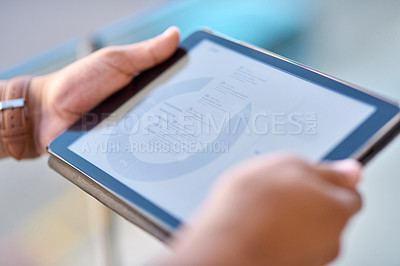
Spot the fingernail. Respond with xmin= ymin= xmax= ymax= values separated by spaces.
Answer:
xmin=332 ymin=159 xmax=362 ymax=186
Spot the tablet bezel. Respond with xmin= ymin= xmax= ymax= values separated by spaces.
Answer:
xmin=48 ymin=30 xmax=400 ymax=234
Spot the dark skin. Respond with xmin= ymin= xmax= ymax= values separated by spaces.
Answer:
xmin=24 ymin=27 xmax=180 ymax=155
xmin=1 ymin=27 xmax=363 ymax=265
xmin=161 ymin=154 xmax=361 ymax=266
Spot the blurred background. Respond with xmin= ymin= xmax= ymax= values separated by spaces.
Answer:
xmin=1 ymin=0 xmax=399 ymax=265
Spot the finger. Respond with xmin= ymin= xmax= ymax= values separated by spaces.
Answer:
xmin=331 ymin=187 xmax=363 ymax=215
xmin=316 ymin=159 xmax=362 ymax=189
xmin=120 ymin=26 xmax=180 ymax=74
xmin=53 ymin=27 xmax=180 ymax=113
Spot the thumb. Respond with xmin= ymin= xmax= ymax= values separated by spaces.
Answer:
xmin=88 ymin=26 xmax=180 ymax=98
xmin=49 ymin=27 xmax=180 ymax=113
xmin=118 ymin=26 xmax=181 ymax=74
xmin=316 ymin=159 xmax=363 ymax=189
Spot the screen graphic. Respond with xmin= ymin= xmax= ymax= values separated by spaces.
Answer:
xmin=69 ymin=40 xmax=375 ymax=220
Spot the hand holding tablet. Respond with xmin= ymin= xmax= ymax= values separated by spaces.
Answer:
xmin=45 ymin=28 xmax=399 ymax=258
xmin=160 ymin=155 xmax=362 ymax=266
xmin=30 ymin=27 xmax=180 ymax=154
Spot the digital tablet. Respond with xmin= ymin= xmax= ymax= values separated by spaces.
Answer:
xmin=48 ymin=30 xmax=400 ymax=241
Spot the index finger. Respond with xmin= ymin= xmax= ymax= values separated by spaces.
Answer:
xmin=316 ymin=159 xmax=362 ymax=189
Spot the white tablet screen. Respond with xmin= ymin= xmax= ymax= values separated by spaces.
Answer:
xmin=69 ymin=39 xmax=375 ymax=221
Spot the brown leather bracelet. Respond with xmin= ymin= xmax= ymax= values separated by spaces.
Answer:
xmin=0 ymin=77 xmax=40 ymax=160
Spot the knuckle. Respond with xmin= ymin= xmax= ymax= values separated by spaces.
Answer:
xmin=327 ymin=242 xmax=340 ymax=262
xmin=334 ymin=190 xmax=363 ymax=218
xmin=144 ymin=43 xmax=159 ymax=65
xmin=98 ymin=46 xmax=126 ymax=62
xmin=97 ymin=46 xmax=122 ymax=63
xmin=229 ymin=169 xmax=260 ymax=192
xmin=95 ymin=46 xmax=134 ymax=75
xmin=351 ymin=191 xmax=363 ymax=212
xmin=273 ymin=153 xmax=310 ymax=168
xmin=97 ymin=46 xmax=118 ymax=57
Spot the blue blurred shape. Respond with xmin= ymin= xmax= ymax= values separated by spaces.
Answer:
xmin=0 ymin=0 xmax=310 ymax=79
xmin=94 ymin=0 xmax=310 ymax=49
xmin=0 ymin=39 xmax=80 ymax=79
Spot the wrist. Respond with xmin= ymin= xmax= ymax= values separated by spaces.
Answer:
xmin=29 ymin=76 xmax=46 ymax=154
xmin=0 ymin=76 xmax=45 ymax=159
xmin=159 ymin=224 xmax=252 ymax=266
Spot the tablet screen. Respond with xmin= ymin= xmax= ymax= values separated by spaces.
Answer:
xmin=69 ymin=39 xmax=375 ymax=221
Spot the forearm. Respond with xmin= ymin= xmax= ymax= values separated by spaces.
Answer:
xmin=29 ymin=76 xmax=45 ymax=155
xmin=160 ymin=240 xmax=243 ymax=266
xmin=157 ymin=218 xmax=257 ymax=266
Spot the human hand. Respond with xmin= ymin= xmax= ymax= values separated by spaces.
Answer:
xmin=28 ymin=27 xmax=180 ymax=154
xmin=161 ymin=154 xmax=362 ymax=266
